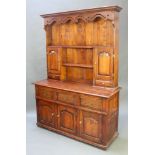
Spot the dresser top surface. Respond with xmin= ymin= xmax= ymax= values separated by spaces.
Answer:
xmin=40 ymin=6 xmax=122 ymax=18
xmin=34 ymin=79 xmax=120 ymax=98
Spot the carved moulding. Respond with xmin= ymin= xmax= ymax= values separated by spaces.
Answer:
xmin=44 ymin=11 xmax=115 ymax=28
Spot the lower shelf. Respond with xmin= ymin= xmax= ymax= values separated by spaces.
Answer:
xmin=37 ymin=122 xmax=119 ymax=150
xmin=62 ymin=63 xmax=93 ymax=68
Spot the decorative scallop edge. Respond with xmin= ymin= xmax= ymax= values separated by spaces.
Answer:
xmin=44 ymin=11 xmax=115 ymax=27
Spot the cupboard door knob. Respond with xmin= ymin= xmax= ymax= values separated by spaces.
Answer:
xmin=57 ymin=115 xmax=60 ymax=118
xmin=51 ymin=113 xmax=54 ymax=116
xmin=49 ymin=51 xmax=55 ymax=54
xmin=79 ymin=121 xmax=82 ymax=124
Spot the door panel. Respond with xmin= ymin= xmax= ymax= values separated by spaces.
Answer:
xmin=58 ymin=105 xmax=77 ymax=134
xmin=47 ymin=47 xmax=61 ymax=75
xmin=79 ymin=111 xmax=102 ymax=143
xmin=37 ymin=100 xmax=57 ymax=128
xmin=94 ymin=47 xmax=114 ymax=87
xmin=98 ymin=52 xmax=111 ymax=75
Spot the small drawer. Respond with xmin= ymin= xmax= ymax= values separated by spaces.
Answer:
xmin=48 ymin=73 xmax=60 ymax=80
xmin=36 ymin=86 xmax=56 ymax=100
xmin=56 ymin=90 xmax=78 ymax=105
xmin=95 ymin=80 xmax=113 ymax=87
xmin=80 ymin=94 xmax=103 ymax=111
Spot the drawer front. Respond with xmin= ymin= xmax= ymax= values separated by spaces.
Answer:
xmin=95 ymin=80 xmax=113 ymax=87
xmin=48 ymin=73 xmax=60 ymax=80
xmin=80 ymin=94 xmax=103 ymax=111
xmin=36 ymin=86 xmax=56 ymax=100
xmin=57 ymin=90 xmax=78 ymax=105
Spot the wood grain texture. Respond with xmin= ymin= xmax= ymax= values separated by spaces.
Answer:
xmin=35 ymin=79 xmax=120 ymax=98
xmin=34 ymin=6 xmax=122 ymax=150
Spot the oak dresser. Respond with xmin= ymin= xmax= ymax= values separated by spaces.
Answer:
xmin=34 ymin=6 xmax=122 ymax=150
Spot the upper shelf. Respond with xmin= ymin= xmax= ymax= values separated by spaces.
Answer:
xmin=48 ymin=45 xmax=94 ymax=49
xmin=48 ymin=45 xmax=112 ymax=49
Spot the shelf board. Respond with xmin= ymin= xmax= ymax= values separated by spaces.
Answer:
xmin=62 ymin=63 xmax=93 ymax=68
xmin=48 ymin=45 xmax=93 ymax=49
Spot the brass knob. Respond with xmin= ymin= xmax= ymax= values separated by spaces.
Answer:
xmin=49 ymin=51 xmax=55 ymax=54
xmin=79 ymin=121 xmax=82 ymax=124
xmin=51 ymin=113 xmax=54 ymax=116
xmin=105 ymin=53 xmax=109 ymax=56
xmin=57 ymin=115 xmax=60 ymax=118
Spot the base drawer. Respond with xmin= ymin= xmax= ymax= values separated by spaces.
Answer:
xmin=56 ymin=90 xmax=79 ymax=105
xmin=80 ymin=94 xmax=104 ymax=111
xmin=35 ymin=86 xmax=56 ymax=100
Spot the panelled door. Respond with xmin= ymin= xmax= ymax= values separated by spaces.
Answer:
xmin=37 ymin=100 xmax=57 ymax=128
xmin=94 ymin=47 xmax=114 ymax=87
xmin=47 ymin=47 xmax=61 ymax=79
xmin=79 ymin=110 xmax=102 ymax=143
xmin=58 ymin=105 xmax=77 ymax=135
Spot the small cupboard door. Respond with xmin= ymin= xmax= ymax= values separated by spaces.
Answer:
xmin=47 ymin=47 xmax=61 ymax=78
xmin=58 ymin=105 xmax=77 ymax=135
xmin=94 ymin=47 xmax=114 ymax=87
xmin=37 ymin=100 xmax=57 ymax=128
xmin=79 ymin=111 xmax=102 ymax=143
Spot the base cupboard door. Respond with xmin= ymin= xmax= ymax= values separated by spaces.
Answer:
xmin=79 ymin=111 xmax=102 ymax=143
xmin=58 ymin=105 xmax=77 ymax=135
xmin=37 ymin=100 xmax=57 ymax=128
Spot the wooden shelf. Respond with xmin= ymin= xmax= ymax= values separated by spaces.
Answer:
xmin=62 ymin=63 xmax=93 ymax=68
xmin=48 ymin=45 xmax=114 ymax=49
xmin=48 ymin=45 xmax=94 ymax=49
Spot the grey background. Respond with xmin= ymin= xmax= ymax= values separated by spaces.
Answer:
xmin=26 ymin=0 xmax=128 ymax=155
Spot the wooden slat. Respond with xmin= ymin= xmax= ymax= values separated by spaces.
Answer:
xmin=63 ymin=63 xmax=93 ymax=68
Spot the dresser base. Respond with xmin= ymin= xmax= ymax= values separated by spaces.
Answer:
xmin=37 ymin=122 xmax=119 ymax=150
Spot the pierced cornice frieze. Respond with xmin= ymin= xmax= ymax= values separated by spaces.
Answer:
xmin=44 ymin=11 xmax=115 ymax=26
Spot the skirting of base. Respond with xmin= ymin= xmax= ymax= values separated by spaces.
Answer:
xmin=37 ymin=122 xmax=119 ymax=150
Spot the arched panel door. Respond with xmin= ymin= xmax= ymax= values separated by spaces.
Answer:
xmin=37 ymin=100 xmax=57 ymax=128
xmin=47 ymin=47 xmax=61 ymax=79
xmin=79 ymin=111 xmax=102 ymax=143
xmin=94 ymin=47 xmax=115 ymax=87
xmin=58 ymin=105 xmax=77 ymax=135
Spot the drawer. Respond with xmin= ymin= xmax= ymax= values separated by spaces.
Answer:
xmin=95 ymin=80 xmax=113 ymax=87
xmin=56 ymin=90 xmax=79 ymax=105
xmin=48 ymin=73 xmax=60 ymax=80
xmin=80 ymin=94 xmax=103 ymax=111
xmin=36 ymin=86 xmax=56 ymax=100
